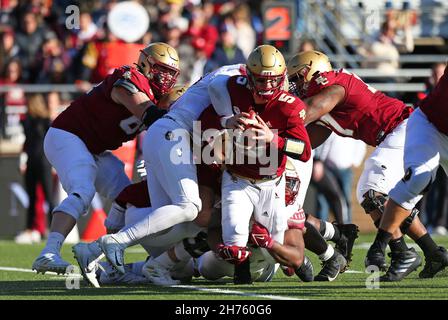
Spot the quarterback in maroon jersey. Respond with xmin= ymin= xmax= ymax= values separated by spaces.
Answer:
xmin=368 ymin=64 xmax=448 ymax=280
xmin=32 ymin=42 xmax=180 ymax=275
xmin=287 ymin=50 xmax=448 ymax=281
xmin=204 ymin=45 xmax=311 ymax=277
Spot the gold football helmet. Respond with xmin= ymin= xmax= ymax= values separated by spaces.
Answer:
xmin=287 ymin=50 xmax=332 ymax=97
xmin=157 ymin=84 xmax=188 ymax=109
xmin=246 ymin=45 xmax=286 ymax=101
xmin=137 ymin=42 xmax=180 ymax=98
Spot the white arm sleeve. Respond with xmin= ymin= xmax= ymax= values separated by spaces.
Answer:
xmin=208 ymin=74 xmax=233 ymax=117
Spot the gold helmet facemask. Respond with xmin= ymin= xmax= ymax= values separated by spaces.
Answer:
xmin=287 ymin=50 xmax=332 ymax=98
xmin=246 ymin=45 xmax=287 ymax=101
xmin=137 ymin=42 xmax=180 ymax=98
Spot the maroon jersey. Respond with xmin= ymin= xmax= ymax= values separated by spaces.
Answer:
xmin=419 ymin=66 xmax=448 ymax=135
xmin=52 ymin=66 xmax=155 ymax=154
xmin=210 ymin=75 xmax=311 ymax=180
xmin=306 ymin=69 xmax=413 ymax=146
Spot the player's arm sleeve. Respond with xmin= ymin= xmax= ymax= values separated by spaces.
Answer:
xmin=208 ymin=75 xmax=233 ymax=125
xmin=272 ymin=110 xmax=311 ymax=162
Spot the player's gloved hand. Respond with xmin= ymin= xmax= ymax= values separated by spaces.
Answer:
xmin=287 ymin=209 xmax=306 ymax=230
xmin=217 ymin=244 xmax=252 ymax=265
xmin=249 ymin=222 xmax=274 ymax=249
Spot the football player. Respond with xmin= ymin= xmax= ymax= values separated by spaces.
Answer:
xmin=287 ymin=51 xmax=448 ymax=281
xmin=32 ymin=42 xmax=180 ymax=275
xmin=203 ymin=45 xmax=311 ymax=272
xmin=368 ymin=64 xmax=448 ymax=279
xmin=96 ymin=63 xmax=247 ymax=274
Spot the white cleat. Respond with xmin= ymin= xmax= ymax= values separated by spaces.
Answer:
xmin=72 ymin=242 xmax=104 ymax=288
xmin=142 ymin=257 xmax=181 ymax=286
xmin=98 ymin=235 xmax=126 ymax=274
xmin=32 ymin=252 xmax=71 ymax=275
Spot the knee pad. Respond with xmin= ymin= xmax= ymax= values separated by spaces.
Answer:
xmin=54 ymin=190 xmax=94 ymax=220
xmin=179 ymin=202 xmax=200 ymax=222
xmin=360 ymin=190 xmax=388 ymax=214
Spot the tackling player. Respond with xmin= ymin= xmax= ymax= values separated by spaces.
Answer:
xmin=32 ymin=42 xmax=180 ymax=275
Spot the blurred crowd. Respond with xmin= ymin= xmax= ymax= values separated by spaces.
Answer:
xmin=0 ymin=0 xmax=262 ymax=140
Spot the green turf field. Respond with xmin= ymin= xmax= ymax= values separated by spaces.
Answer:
xmin=1 ymin=234 xmax=448 ymax=300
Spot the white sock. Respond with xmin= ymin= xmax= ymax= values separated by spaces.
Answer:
xmin=174 ymin=241 xmax=192 ymax=262
xmin=318 ymin=245 xmax=335 ymax=262
xmin=154 ymin=251 xmax=177 ymax=269
xmin=111 ymin=230 xmax=134 ymax=247
xmin=120 ymin=204 xmax=197 ymax=245
xmin=323 ymin=222 xmax=335 ymax=240
xmin=43 ymin=232 xmax=65 ymax=254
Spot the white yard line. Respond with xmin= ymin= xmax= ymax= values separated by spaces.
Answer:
xmin=0 ymin=266 xmax=302 ymax=300
xmin=0 ymin=266 xmax=81 ymax=279
xmin=172 ymin=285 xmax=304 ymax=300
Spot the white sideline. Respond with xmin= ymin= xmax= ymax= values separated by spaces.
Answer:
xmin=0 ymin=266 xmax=302 ymax=300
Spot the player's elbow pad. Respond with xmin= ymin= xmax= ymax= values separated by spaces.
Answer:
xmin=142 ymin=106 xmax=167 ymax=127
xmin=283 ymin=138 xmax=310 ymax=161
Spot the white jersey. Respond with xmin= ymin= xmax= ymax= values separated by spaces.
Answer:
xmin=168 ymin=64 xmax=244 ymax=132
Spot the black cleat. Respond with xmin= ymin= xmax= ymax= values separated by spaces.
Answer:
xmin=365 ymin=247 xmax=388 ymax=272
xmin=295 ymin=256 xmax=314 ymax=282
xmin=334 ymin=223 xmax=359 ymax=271
xmin=233 ymin=259 xmax=252 ymax=284
xmin=419 ymin=246 xmax=448 ymax=279
xmin=380 ymin=248 xmax=422 ymax=282
xmin=314 ymin=251 xmax=346 ymax=282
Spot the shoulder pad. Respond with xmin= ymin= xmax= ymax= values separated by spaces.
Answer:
xmin=113 ymin=78 xmax=139 ymax=94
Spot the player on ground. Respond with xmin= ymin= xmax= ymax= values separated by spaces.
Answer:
xmin=287 ymin=50 xmax=448 ymax=281
xmin=31 ymin=42 xmax=180 ymax=275
xmin=367 ymin=64 xmax=448 ymax=279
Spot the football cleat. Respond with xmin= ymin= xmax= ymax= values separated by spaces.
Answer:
xmin=419 ymin=246 xmax=448 ymax=279
xmin=72 ymin=242 xmax=104 ymax=288
xmin=334 ymin=223 xmax=359 ymax=272
xmin=295 ymin=256 xmax=314 ymax=282
xmin=98 ymin=235 xmax=126 ymax=274
xmin=32 ymin=252 xmax=71 ymax=275
xmin=380 ymin=248 xmax=422 ymax=282
xmin=365 ymin=247 xmax=388 ymax=272
xmin=142 ymin=257 xmax=180 ymax=286
xmin=314 ymin=251 xmax=346 ymax=282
